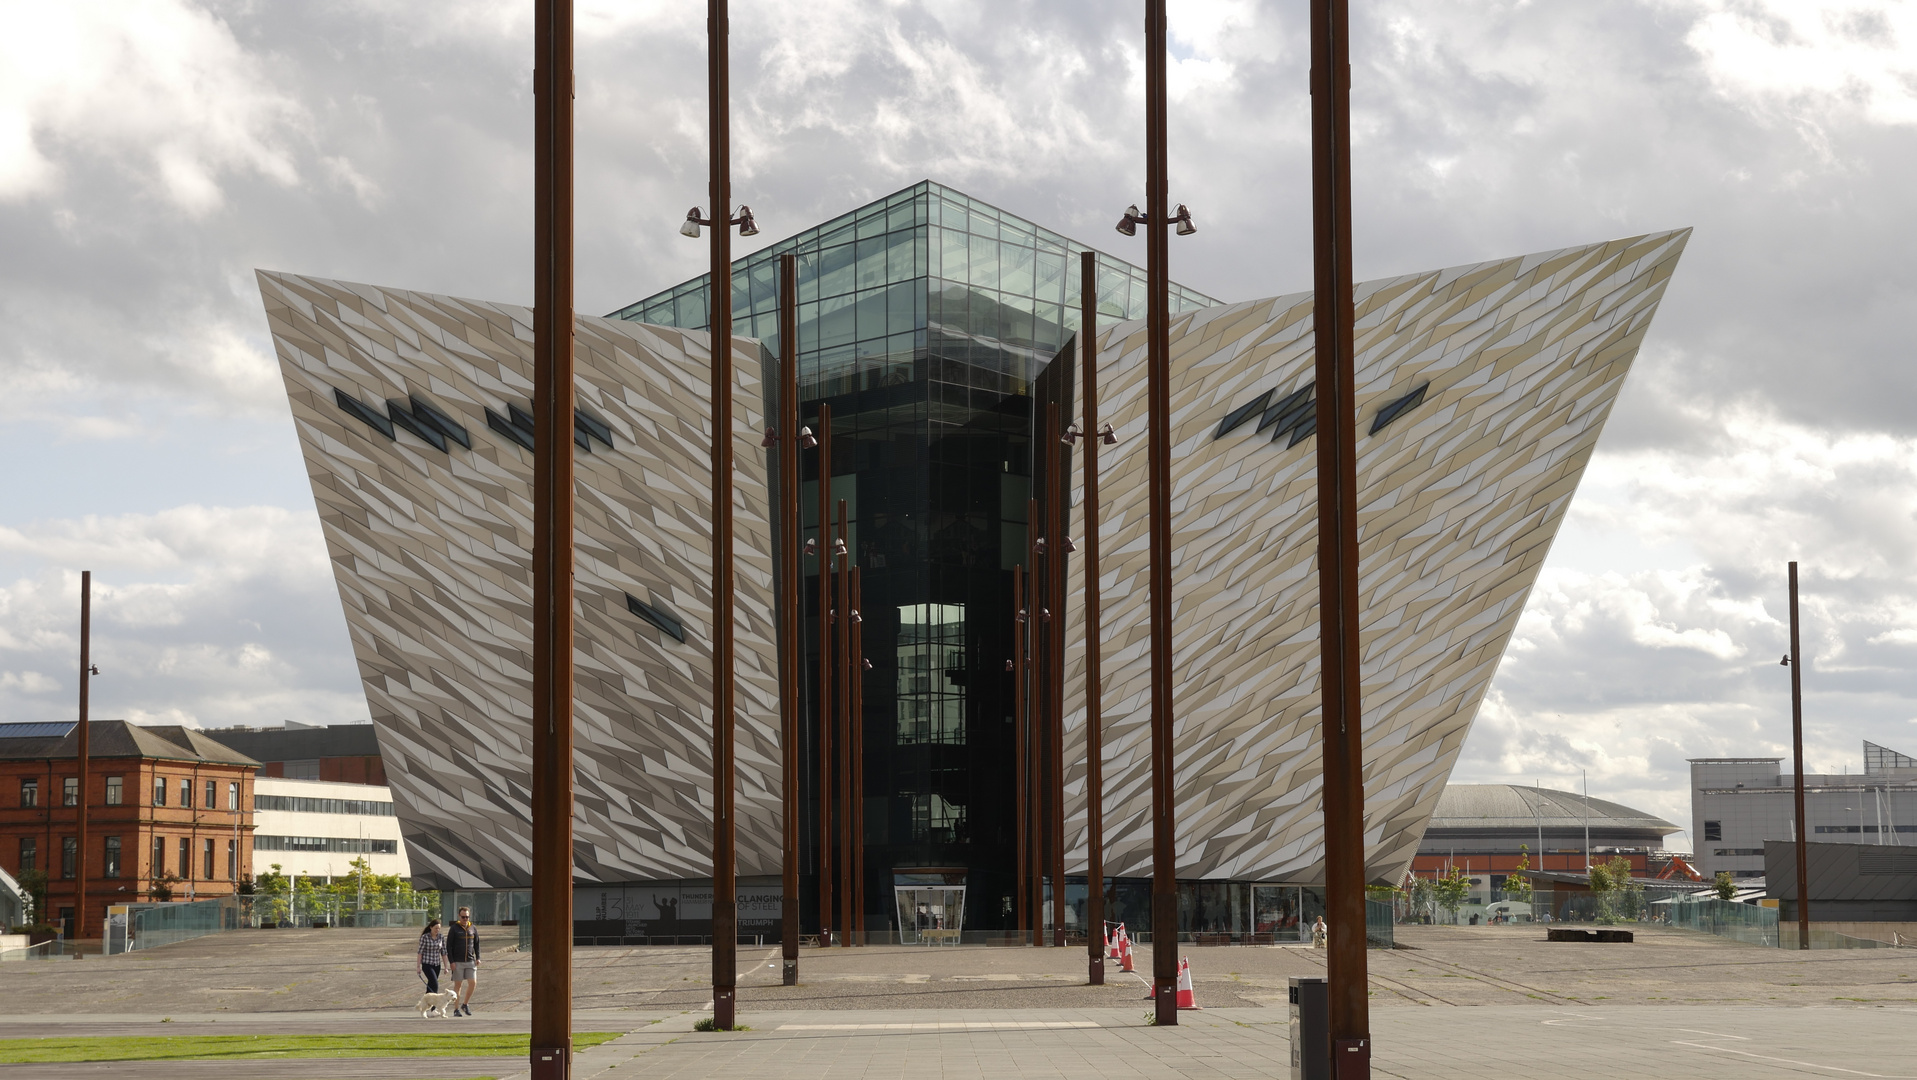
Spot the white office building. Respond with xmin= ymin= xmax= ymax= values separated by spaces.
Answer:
xmin=251 ymin=777 xmax=411 ymax=881
xmin=1690 ymin=741 xmax=1917 ymax=881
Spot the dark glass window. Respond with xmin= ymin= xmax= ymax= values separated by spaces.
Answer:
xmin=229 ymin=782 xmax=240 ymax=810
xmin=105 ymin=776 xmax=122 ymax=806
xmin=1369 ymin=382 xmax=1430 ymax=435
xmin=408 ymin=395 xmax=471 ymax=449
xmin=253 ymin=835 xmax=398 ymax=854
xmin=62 ymin=777 xmax=77 ymax=806
xmin=203 ymin=839 xmax=216 ymax=879
xmin=227 ymin=839 xmax=237 ymax=881
xmin=205 ymin=780 xmax=217 ymax=810
xmin=626 ymin=594 xmax=687 ymax=643
xmin=152 ymin=776 xmax=166 ymax=806
xmin=179 ymin=837 xmax=191 ymax=881
xmin=152 ymin=836 xmax=165 ymax=876
xmin=19 ymin=778 xmax=36 ymax=808
xmin=1214 ymin=390 xmax=1272 ymax=439
xmin=180 ymin=779 xmax=193 ymax=809
xmin=334 ymin=387 xmax=396 ymax=440
xmin=18 ymin=837 xmax=35 ymax=873
xmin=61 ymin=837 xmax=76 ymax=879
xmin=386 ymin=399 xmax=447 ymax=450
xmin=104 ymin=836 xmax=121 ymax=878
xmin=1703 ymin=820 xmax=1722 ymax=841
xmin=252 ymin=794 xmax=394 ymax=815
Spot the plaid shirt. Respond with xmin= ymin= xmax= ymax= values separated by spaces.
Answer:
xmin=417 ymin=933 xmax=446 ymax=967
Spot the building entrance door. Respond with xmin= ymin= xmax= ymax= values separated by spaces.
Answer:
xmin=894 ymin=885 xmax=965 ymax=944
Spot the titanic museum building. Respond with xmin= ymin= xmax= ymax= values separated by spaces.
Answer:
xmin=261 ymin=179 xmax=1688 ymax=941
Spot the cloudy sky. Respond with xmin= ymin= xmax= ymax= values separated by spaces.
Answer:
xmin=5 ymin=0 xmax=1916 ymax=840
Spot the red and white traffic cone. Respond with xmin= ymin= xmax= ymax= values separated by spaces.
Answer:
xmin=1107 ymin=923 xmax=1124 ymax=961
xmin=1175 ymin=957 xmax=1198 ymax=1009
xmin=1118 ymin=929 xmax=1135 ymax=973
xmin=1102 ymin=923 xmax=1112 ymax=961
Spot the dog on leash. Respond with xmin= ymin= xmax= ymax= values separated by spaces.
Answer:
xmin=416 ymin=990 xmax=459 ymax=1018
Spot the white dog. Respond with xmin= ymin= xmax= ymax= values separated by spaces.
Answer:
xmin=416 ymin=990 xmax=459 ymax=1018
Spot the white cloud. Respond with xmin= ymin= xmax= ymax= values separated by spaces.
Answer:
xmin=1683 ymin=0 xmax=1917 ymax=129
xmin=0 ymin=0 xmax=309 ymax=213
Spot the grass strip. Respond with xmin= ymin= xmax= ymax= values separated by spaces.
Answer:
xmin=0 ymin=1032 xmax=622 ymax=1064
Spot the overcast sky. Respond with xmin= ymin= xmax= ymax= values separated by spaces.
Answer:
xmin=5 ymin=0 xmax=1916 ymax=841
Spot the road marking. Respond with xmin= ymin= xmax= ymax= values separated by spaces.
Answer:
xmin=777 ymin=1021 xmax=1102 ymax=1031
xmin=1675 ymin=1029 xmax=1748 ymax=1040
xmin=1673 ymin=1040 xmax=1917 ymax=1078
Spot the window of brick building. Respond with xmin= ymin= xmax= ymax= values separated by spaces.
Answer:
xmin=228 ymin=781 xmax=240 ymax=811
xmin=104 ymin=836 xmax=122 ymax=878
xmin=61 ymin=837 xmax=76 ymax=879
xmin=18 ymin=837 xmax=35 ymax=873
xmin=152 ymin=836 xmax=165 ymax=876
xmin=105 ymin=776 xmax=123 ymax=806
xmin=19 ymin=778 xmax=36 ymax=808
xmin=205 ymin=780 xmax=217 ymax=810
xmin=62 ymin=777 xmax=78 ymax=806
xmin=226 ymin=839 xmax=237 ymax=880
xmin=202 ymin=838 xmax=215 ymax=880
xmin=178 ymin=837 xmax=191 ymax=880
xmin=180 ymin=779 xmax=192 ymax=809
xmin=153 ymin=777 xmax=166 ymax=806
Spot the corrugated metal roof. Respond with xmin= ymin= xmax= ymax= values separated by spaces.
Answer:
xmin=1428 ymin=784 xmax=1680 ymax=835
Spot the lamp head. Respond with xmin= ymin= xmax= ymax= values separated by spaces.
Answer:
xmin=1061 ymin=425 xmax=1081 ymax=445
xmin=1015 ymin=608 xmax=1028 ymax=624
xmin=736 ymin=204 xmax=760 ymax=237
xmin=1174 ymin=203 xmax=1197 ymax=236
xmin=1781 ymin=654 xmax=1791 ymax=666
xmin=833 ymin=538 xmax=848 ymax=556
xmin=680 ymin=207 xmax=704 ymax=239
xmin=1062 ymin=536 xmax=1077 ymax=554
xmin=760 ymin=428 xmax=778 ymax=448
xmin=1034 ymin=537 xmax=1047 ymax=555
xmin=87 ymin=664 xmax=100 ymax=676
xmin=1115 ymin=204 xmax=1141 ymax=237
xmin=804 ymin=538 xmax=817 ymax=555
xmin=1005 ymin=659 xmax=1015 ymax=672
xmin=1039 ymin=607 xmax=1052 ymax=622
xmin=798 ymin=426 xmax=818 ymax=449
xmin=862 ymin=657 xmax=873 ymax=671
xmin=850 ymin=609 xmax=862 ymax=625
xmin=1099 ymin=423 xmax=1119 ymax=445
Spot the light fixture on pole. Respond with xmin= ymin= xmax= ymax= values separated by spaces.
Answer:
xmin=681 ymin=204 xmax=760 ymax=239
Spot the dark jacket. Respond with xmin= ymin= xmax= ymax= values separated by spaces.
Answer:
xmin=446 ymin=921 xmax=481 ymax=963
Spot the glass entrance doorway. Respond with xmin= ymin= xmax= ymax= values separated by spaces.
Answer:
xmin=893 ymin=870 xmax=966 ymax=944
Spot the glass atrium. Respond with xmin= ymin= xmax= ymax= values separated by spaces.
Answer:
xmin=614 ymin=180 xmax=1216 ymax=933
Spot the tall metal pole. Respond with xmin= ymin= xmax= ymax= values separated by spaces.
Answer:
xmin=1143 ymin=0 xmax=1181 ymax=1026
xmin=778 ymin=253 xmax=801 ymax=984
xmin=1308 ymin=0 xmax=1371 ymax=1070
xmin=530 ymin=0 xmax=576 ymax=1069
xmin=1079 ymin=252 xmax=1105 ymax=984
xmin=1026 ymin=495 xmax=1047 ymax=948
xmin=76 ymin=571 xmax=91 ymax=948
xmin=706 ymin=0 xmax=739 ymax=1031
xmin=816 ymin=405 xmax=834 ymax=943
xmin=1046 ymin=403 xmax=1068 ymax=947
xmin=851 ymin=566 xmax=866 ymax=944
xmin=836 ymin=499 xmax=853 ymax=945
xmin=1014 ymin=567 xmax=1029 ymax=938
xmin=1789 ymin=562 xmax=1811 ymax=949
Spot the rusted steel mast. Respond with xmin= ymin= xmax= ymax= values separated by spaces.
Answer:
xmin=1142 ymin=0 xmax=1180 ymax=1025
xmin=816 ymin=405 xmax=834 ymax=943
xmin=1079 ymin=251 xmax=1106 ymax=984
xmin=1046 ymin=402 xmax=1068 ymax=947
xmin=778 ymin=253 xmax=801 ymax=983
xmin=1788 ymin=562 xmax=1811 ymax=950
xmin=1310 ymin=0 xmax=1372 ymax=1071
xmin=530 ymin=0 xmax=576 ymax=1068
xmin=836 ymin=499 xmax=853 ymax=945
xmin=76 ymin=571 xmax=91 ymax=948
xmin=1013 ymin=566 xmax=1029 ymax=938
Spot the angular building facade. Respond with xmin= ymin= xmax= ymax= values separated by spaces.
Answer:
xmin=264 ymin=182 xmax=1688 ymax=942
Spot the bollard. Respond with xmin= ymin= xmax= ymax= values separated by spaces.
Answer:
xmin=1288 ymin=976 xmax=1329 ymax=1080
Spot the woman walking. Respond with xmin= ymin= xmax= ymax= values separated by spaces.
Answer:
xmin=418 ymin=918 xmax=447 ymax=994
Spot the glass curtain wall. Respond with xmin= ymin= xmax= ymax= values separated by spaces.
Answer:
xmin=613 ymin=181 xmax=1215 ymax=932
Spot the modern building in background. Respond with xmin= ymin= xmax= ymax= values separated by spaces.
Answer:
xmin=1765 ymin=839 xmax=1917 ymax=943
xmin=1691 ymin=741 xmax=1917 ymax=881
xmin=0 ymin=721 xmax=257 ymax=940
xmin=204 ymin=722 xmax=387 ymax=784
xmin=265 ymin=180 xmax=1688 ymax=940
xmin=252 ymin=776 xmax=410 ymax=881
xmin=1409 ymin=784 xmax=1686 ymax=912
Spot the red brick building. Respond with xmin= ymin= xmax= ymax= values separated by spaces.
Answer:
xmin=0 ymin=721 xmax=258 ymax=941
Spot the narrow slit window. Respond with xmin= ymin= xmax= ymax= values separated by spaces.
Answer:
xmin=334 ymin=388 xmax=396 ymax=440
xmin=1214 ymin=390 xmax=1272 ymax=439
xmin=486 ymin=406 xmax=535 ymax=451
xmin=386 ymin=400 xmax=447 ymax=451
xmin=626 ymin=593 xmax=687 ymax=643
xmin=1369 ymin=382 xmax=1430 ymax=435
xmin=408 ymin=395 xmax=472 ymax=449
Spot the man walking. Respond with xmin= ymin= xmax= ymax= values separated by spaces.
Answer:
xmin=446 ymin=906 xmax=481 ymax=1017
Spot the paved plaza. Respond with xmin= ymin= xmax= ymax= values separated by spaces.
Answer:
xmin=3 ymin=925 xmax=1916 ymax=1077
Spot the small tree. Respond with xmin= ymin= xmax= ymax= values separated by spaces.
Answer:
xmin=148 ymin=870 xmax=182 ymax=903
xmin=1409 ymin=876 xmax=1437 ymax=921
xmin=1503 ymin=847 xmax=1534 ymax=905
xmin=1713 ymin=870 xmax=1736 ymax=901
xmin=1589 ymin=855 xmax=1642 ymax=923
xmin=16 ymin=868 xmax=49 ymax=927
xmin=1433 ymin=865 xmax=1471 ymax=923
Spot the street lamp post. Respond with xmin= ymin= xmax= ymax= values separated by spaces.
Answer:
xmin=76 ymin=571 xmax=92 ymax=952
xmin=530 ymin=0 xmax=576 ymax=1071
xmin=1046 ymin=402 xmax=1069 ymax=948
xmin=1076 ymin=251 xmax=1108 ymax=984
xmin=1026 ymin=495 xmax=1048 ymax=948
xmin=836 ymin=499 xmax=852 ymax=945
xmin=1308 ymin=0 xmax=1373 ymax=1070
xmin=1014 ymin=567 xmax=1029 ymax=938
xmin=816 ymin=405 xmax=835 ymax=944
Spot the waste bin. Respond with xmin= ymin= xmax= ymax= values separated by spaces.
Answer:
xmin=1289 ymin=976 xmax=1329 ymax=1080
